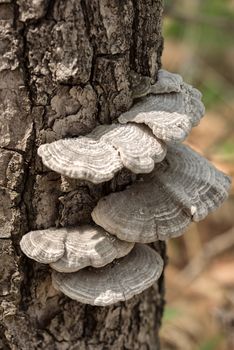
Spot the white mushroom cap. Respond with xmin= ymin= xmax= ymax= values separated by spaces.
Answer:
xmin=52 ymin=244 xmax=163 ymax=306
xmin=38 ymin=138 xmax=122 ymax=184
xmin=118 ymin=83 xmax=205 ymax=142
xmin=20 ymin=225 xmax=134 ymax=270
xmin=38 ymin=123 xmax=166 ymax=183
xmin=92 ymin=144 xmax=231 ymax=243
xmin=50 ymin=226 xmax=134 ymax=272
xmin=89 ymin=123 xmax=166 ymax=173
xmin=20 ymin=228 xmax=65 ymax=263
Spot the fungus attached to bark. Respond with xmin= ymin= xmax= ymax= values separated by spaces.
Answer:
xmin=92 ymin=144 xmax=231 ymax=243
xmin=52 ymin=243 xmax=163 ymax=306
xmin=130 ymin=69 xmax=183 ymax=99
xmin=20 ymin=225 xmax=134 ymax=270
xmin=38 ymin=137 xmax=122 ymax=184
xmin=38 ymin=123 xmax=166 ymax=183
xmin=150 ymin=69 xmax=183 ymax=94
xmin=182 ymin=82 xmax=205 ymax=126
xmin=89 ymin=123 xmax=166 ymax=173
xmin=118 ymin=83 xmax=205 ymax=142
xmin=20 ymin=228 xmax=65 ymax=263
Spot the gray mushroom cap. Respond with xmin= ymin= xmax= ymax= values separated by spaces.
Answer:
xmin=52 ymin=244 xmax=163 ymax=306
xmin=182 ymin=82 xmax=205 ymax=126
xmin=92 ymin=144 xmax=231 ymax=243
xmin=150 ymin=69 xmax=183 ymax=94
xmin=38 ymin=123 xmax=166 ymax=183
xmin=20 ymin=225 xmax=134 ymax=270
xmin=130 ymin=69 xmax=183 ymax=99
xmin=118 ymin=83 xmax=205 ymax=142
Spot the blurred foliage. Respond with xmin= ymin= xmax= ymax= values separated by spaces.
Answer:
xmin=214 ymin=140 xmax=234 ymax=161
xmin=199 ymin=335 xmax=224 ymax=350
xmin=162 ymin=307 xmax=182 ymax=322
xmin=161 ymin=1 xmax=234 ymax=350
xmin=201 ymin=0 xmax=234 ymax=19
xmin=199 ymin=80 xmax=225 ymax=109
xmin=164 ymin=0 xmax=234 ymax=48
xmin=163 ymin=0 xmax=234 ymax=110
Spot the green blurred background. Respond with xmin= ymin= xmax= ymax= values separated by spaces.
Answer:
xmin=160 ymin=1 xmax=234 ymax=349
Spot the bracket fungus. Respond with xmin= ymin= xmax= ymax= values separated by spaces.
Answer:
xmin=89 ymin=123 xmax=166 ymax=173
xmin=19 ymin=68 xmax=231 ymax=307
xmin=20 ymin=225 xmax=134 ymax=271
xmin=130 ymin=69 xmax=184 ymax=99
xmin=154 ymin=69 xmax=184 ymax=93
xmin=118 ymin=83 xmax=205 ymax=142
xmin=52 ymin=244 xmax=163 ymax=306
xmin=20 ymin=228 xmax=65 ymax=264
xmin=38 ymin=136 xmax=122 ymax=184
xmin=38 ymin=123 xmax=166 ymax=183
xmin=92 ymin=144 xmax=231 ymax=243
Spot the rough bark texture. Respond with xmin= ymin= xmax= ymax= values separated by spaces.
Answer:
xmin=0 ymin=1 xmax=165 ymax=349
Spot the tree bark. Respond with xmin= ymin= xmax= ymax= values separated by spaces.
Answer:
xmin=0 ymin=1 xmax=165 ymax=349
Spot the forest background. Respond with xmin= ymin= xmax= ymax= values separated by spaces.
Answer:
xmin=161 ymin=1 xmax=234 ymax=349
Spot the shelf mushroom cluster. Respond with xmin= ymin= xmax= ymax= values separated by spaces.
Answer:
xmin=20 ymin=70 xmax=231 ymax=306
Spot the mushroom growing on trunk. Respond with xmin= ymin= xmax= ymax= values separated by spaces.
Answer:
xmin=92 ymin=144 xmax=231 ymax=243
xmin=52 ymin=244 xmax=164 ymax=306
xmin=20 ymin=225 xmax=134 ymax=271
xmin=118 ymin=82 xmax=205 ymax=141
xmin=130 ymin=69 xmax=184 ymax=99
xmin=20 ymin=68 xmax=230 ymax=308
xmin=38 ymin=123 xmax=166 ymax=184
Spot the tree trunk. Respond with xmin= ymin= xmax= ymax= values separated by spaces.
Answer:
xmin=0 ymin=1 xmax=165 ymax=349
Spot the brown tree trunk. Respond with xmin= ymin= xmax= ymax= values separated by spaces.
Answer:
xmin=0 ymin=1 xmax=165 ymax=349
